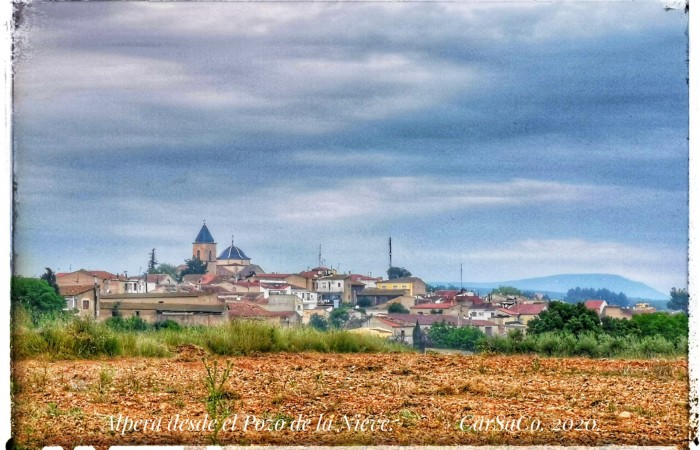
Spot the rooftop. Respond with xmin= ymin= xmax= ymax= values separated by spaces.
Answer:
xmin=218 ymin=244 xmax=249 ymax=260
xmin=378 ymin=277 xmax=424 ymax=284
xmin=194 ymin=223 xmax=215 ymax=244
xmin=411 ymin=302 xmax=455 ymax=309
xmin=385 ymin=313 xmax=458 ymax=327
xmin=584 ymin=300 xmax=607 ymax=311
xmin=358 ymin=288 xmax=408 ymax=297
xmin=497 ymin=303 xmax=548 ymax=316
xmin=59 ymin=285 xmax=94 ymax=296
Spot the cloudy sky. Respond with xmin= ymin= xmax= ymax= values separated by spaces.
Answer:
xmin=12 ymin=1 xmax=688 ymax=292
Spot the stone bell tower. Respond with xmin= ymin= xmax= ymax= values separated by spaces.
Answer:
xmin=192 ymin=221 xmax=217 ymax=274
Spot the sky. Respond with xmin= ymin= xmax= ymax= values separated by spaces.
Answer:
xmin=11 ymin=1 xmax=689 ymax=293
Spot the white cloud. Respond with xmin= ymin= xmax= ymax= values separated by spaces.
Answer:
xmin=17 ymin=51 xmax=190 ymax=101
xmin=271 ymin=177 xmax=601 ymax=222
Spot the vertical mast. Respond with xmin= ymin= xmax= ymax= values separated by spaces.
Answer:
xmin=389 ymin=237 xmax=392 ymax=269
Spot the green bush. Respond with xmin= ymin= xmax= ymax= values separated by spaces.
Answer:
xmin=574 ymin=332 xmax=599 ymax=357
xmin=388 ymin=303 xmax=410 ymax=314
xmin=535 ymin=333 xmax=560 ymax=356
xmin=154 ymin=319 xmax=182 ymax=331
xmin=105 ymin=315 xmax=150 ymax=332
xmin=427 ymin=322 xmax=485 ymax=351
xmin=638 ymin=335 xmax=676 ymax=358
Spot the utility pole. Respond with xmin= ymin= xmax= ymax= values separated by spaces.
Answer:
xmin=93 ymin=275 xmax=99 ymax=320
xmin=460 ymin=263 xmax=463 ymax=291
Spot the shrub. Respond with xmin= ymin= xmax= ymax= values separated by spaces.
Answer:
xmin=574 ymin=332 xmax=599 ymax=357
xmin=356 ymin=298 xmax=372 ymax=308
xmin=308 ymin=314 xmax=329 ymax=332
xmin=535 ymin=333 xmax=560 ymax=356
xmin=154 ymin=320 xmax=182 ymax=331
xmin=388 ymin=303 xmax=410 ymax=314
xmin=638 ymin=335 xmax=676 ymax=358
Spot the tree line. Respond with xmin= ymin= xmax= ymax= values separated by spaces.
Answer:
xmin=564 ymin=287 xmax=629 ymax=306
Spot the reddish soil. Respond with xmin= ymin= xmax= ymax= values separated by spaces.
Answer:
xmin=12 ymin=353 xmax=688 ymax=449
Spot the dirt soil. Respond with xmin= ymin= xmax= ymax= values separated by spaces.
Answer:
xmin=12 ymin=353 xmax=689 ymax=449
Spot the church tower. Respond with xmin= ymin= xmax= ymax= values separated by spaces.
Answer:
xmin=193 ymin=221 xmax=217 ymax=274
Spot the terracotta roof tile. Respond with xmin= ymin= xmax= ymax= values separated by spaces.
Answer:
xmin=411 ymin=302 xmax=455 ymax=309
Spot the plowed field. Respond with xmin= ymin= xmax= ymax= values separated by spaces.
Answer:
xmin=12 ymin=353 xmax=688 ymax=449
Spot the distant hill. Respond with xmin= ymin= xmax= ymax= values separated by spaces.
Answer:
xmin=430 ymin=273 xmax=668 ymax=301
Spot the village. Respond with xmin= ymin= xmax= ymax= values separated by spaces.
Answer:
xmin=55 ymin=223 xmax=660 ymax=347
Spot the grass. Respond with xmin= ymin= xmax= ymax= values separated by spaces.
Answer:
xmin=202 ymin=358 xmax=235 ymax=445
xmin=13 ymin=315 xmax=411 ymax=360
xmin=13 ymin=313 xmax=686 ymax=360
xmin=479 ymin=331 xmax=687 ymax=359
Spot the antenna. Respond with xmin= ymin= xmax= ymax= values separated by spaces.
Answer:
xmin=319 ymin=244 xmax=322 ymax=268
xmin=389 ymin=237 xmax=392 ymax=269
xmin=460 ymin=263 xmax=463 ymax=290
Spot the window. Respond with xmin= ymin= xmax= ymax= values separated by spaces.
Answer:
xmin=65 ymin=298 xmax=76 ymax=310
xmin=209 ymin=250 xmax=212 ymax=261
xmin=135 ymin=311 xmax=140 ymax=317
xmin=82 ymin=300 xmax=90 ymax=310
xmin=112 ymin=310 xmax=119 ymax=317
xmin=197 ymin=250 xmax=201 ymax=259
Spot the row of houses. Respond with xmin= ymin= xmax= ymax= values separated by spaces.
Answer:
xmin=56 ymin=266 xmax=426 ymax=311
xmin=583 ymin=299 xmax=657 ymax=319
xmin=55 ymin=266 xmax=544 ymax=333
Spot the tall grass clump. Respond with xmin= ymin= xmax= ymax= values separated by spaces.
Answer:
xmin=573 ymin=332 xmax=599 ymax=357
xmin=479 ymin=336 xmax=514 ymax=354
xmin=13 ymin=317 xmax=124 ymax=359
xmin=637 ymin=335 xmax=677 ymax=358
xmin=67 ymin=319 xmax=122 ymax=357
xmin=282 ymin=326 xmax=330 ymax=352
xmin=475 ymin=329 xmax=684 ymax=359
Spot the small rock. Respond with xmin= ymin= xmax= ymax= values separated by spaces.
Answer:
xmin=618 ymin=411 xmax=632 ymax=419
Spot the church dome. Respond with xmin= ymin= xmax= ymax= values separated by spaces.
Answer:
xmin=218 ymin=245 xmax=249 ymax=260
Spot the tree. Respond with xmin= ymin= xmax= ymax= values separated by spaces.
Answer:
xmin=601 ymin=316 xmax=641 ymax=337
xmin=565 ymin=287 xmax=629 ymax=307
xmin=147 ymin=248 xmax=158 ymax=274
xmin=427 ymin=284 xmax=460 ymax=292
xmin=11 ymin=276 xmax=66 ymax=323
xmin=329 ymin=307 xmax=350 ymax=329
xmin=632 ymin=312 xmax=688 ymax=341
xmin=413 ymin=321 xmax=426 ymax=351
xmin=179 ymin=257 xmax=207 ymax=279
xmin=387 ymin=266 xmax=412 ymax=280
xmin=309 ymin=314 xmax=329 ymax=331
xmin=356 ymin=298 xmax=372 ymax=308
xmin=527 ymin=301 xmax=602 ymax=335
xmin=155 ymin=263 xmax=179 ymax=279
xmin=388 ymin=303 xmax=410 ymax=314
xmin=427 ymin=322 xmax=485 ymax=351
xmin=667 ymin=288 xmax=689 ymax=312
xmin=40 ymin=267 xmax=60 ymax=294
xmin=490 ymin=286 xmax=521 ymax=296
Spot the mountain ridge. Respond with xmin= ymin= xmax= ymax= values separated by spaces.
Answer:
xmin=430 ymin=273 xmax=667 ymax=301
